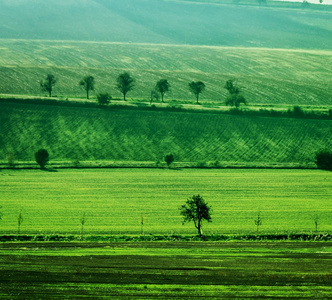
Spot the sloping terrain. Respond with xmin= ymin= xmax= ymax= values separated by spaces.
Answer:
xmin=1 ymin=101 xmax=331 ymax=166
xmin=0 ymin=40 xmax=331 ymax=105
xmin=0 ymin=0 xmax=331 ymax=49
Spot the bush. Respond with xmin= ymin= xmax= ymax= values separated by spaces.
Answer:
xmin=35 ymin=149 xmax=49 ymax=169
xmin=96 ymin=93 xmax=112 ymax=105
xmin=315 ymin=149 xmax=332 ymax=170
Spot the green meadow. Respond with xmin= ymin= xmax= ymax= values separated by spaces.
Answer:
xmin=1 ymin=101 xmax=331 ymax=166
xmin=0 ymin=40 xmax=331 ymax=105
xmin=0 ymin=168 xmax=331 ymax=234
xmin=0 ymin=242 xmax=331 ymax=299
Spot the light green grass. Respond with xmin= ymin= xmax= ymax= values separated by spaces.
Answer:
xmin=0 ymin=169 xmax=331 ymax=234
xmin=1 ymin=101 xmax=331 ymax=165
xmin=0 ymin=40 xmax=331 ymax=105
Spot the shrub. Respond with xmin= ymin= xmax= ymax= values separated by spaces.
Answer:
xmin=35 ymin=149 xmax=49 ymax=169
xmin=96 ymin=93 xmax=112 ymax=105
xmin=315 ymin=149 xmax=332 ymax=170
xmin=164 ymin=154 xmax=174 ymax=167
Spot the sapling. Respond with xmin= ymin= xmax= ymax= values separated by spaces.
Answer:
xmin=254 ymin=212 xmax=262 ymax=233
xmin=80 ymin=212 xmax=86 ymax=238
xmin=17 ymin=211 xmax=23 ymax=235
xmin=140 ymin=215 xmax=145 ymax=235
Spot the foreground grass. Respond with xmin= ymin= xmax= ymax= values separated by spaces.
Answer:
xmin=0 ymin=169 xmax=331 ymax=234
xmin=0 ymin=241 xmax=331 ymax=299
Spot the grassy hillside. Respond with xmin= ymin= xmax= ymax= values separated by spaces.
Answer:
xmin=0 ymin=0 xmax=331 ymax=49
xmin=1 ymin=101 xmax=331 ymax=166
xmin=0 ymin=40 xmax=331 ymax=106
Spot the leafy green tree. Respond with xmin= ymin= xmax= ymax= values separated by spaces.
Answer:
xmin=315 ymin=149 xmax=332 ymax=171
xmin=224 ymin=79 xmax=246 ymax=107
xmin=189 ymin=81 xmax=206 ymax=104
xmin=35 ymin=149 xmax=49 ymax=169
xmin=116 ymin=72 xmax=135 ymax=101
xmin=180 ymin=194 xmax=212 ymax=236
xmin=80 ymin=212 xmax=86 ymax=239
xmin=164 ymin=154 xmax=174 ymax=167
xmin=96 ymin=93 xmax=112 ymax=105
xmin=79 ymin=75 xmax=95 ymax=99
xmin=40 ymin=74 xmax=57 ymax=97
xmin=155 ymin=79 xmax=170 ymax=102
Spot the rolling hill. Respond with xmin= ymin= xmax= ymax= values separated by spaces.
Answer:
xmin=0 ymin=0 xmax=331 ymax=49
xmin=1 ymin=101 xmax=331 ymax=167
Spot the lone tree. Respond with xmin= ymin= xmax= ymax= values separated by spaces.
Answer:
xmin=155 ymin=79 xmax=170 ymax=102
xmin=96 ymin=92 xmax=112 ymax=105
xmin=116 ymin=72 xmax=135 ymax=101
xmin=180 ymin=194 xmax=212 ymax=236
xmin=315 ymin=149 xmax=332 ymax=171
xmin=80 ymin=212 xmax=86 ymax=239
xmin=189 ymin=81 xmax=206 ymax=104
xmin=35 ymin=149 xmax=49 ymax=169
xmin=254 ymin=212 xmax=263 ymax=233
xmin=79 ymin=75 xmax=95 ymax=99
xmin=40 ymin=74 xmax=57 ymax=97
xmin=224 ymin=79 xmax=246 ymax=107
xmin=17 ymin=211 xmax=23 ymax=235
xmin=164 ymin=154 xmax=174 ymax=167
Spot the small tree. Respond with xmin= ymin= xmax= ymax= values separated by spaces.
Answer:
xmin=315 ymin=149 xmax=332 ymax=171
xmin=96 ymin=93 xmax=112 ymax=105
xmin=254 ymin=212 xmax=263 ymax=233
xmin=155 ymin=79 xmax=170 ymax=103
xmin=116 ymin=72 xmax=135 ymax=101
xmin=79 ymin=75 xmax=95 ymax=99
xmin=17 ymin=211 xmax=23 ymax=235
xmin=150 ymin=89 xmax=160 ymax=104
xmin=40 ymin=74 xmax=57 ymax=97
xmin=35 ymin=149 xmax=49 ymax=169
xmin=180 ymin=194 xmax=212 ymax=236
xmin=140 ymin=214 xmax=145 ymax=235
xmin=189 ymin=81 xmax=206 ymax=104
xmin=80 ymin=212 xmax=86 ymax=238
xmin=224 ymin=79 xmax=246 ymax=107
xmin=164 ymin=154 xmax=174 ymax=167
xmin=313 ymin=214 xmax=320 ymax=232
xmin=0 ymin=206 xmax=3 ymax=223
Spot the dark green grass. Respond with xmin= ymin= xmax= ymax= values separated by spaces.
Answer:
xmin=1 ymin=101 xmax=331 ymax=165
xmin=0 ymin=40 xmax=331 ymax=105
xmin=0 ymin=242 xmax=331 ymax=299
xmin=0 ymin=169 xmax=331 ymax=234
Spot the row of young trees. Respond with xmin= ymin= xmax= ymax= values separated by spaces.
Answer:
xmin=39 ymin=73 xmax=247 ymax=107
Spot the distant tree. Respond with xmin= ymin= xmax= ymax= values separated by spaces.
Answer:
xmin=254 ymin=212 xmax=263 ymax=233
xmin=17 ymin=211 xmax=23 ymax=235
xmin=80 ymin=212 xmax=86 ymax=239
xmin=319 ymin=0 xmax=323 ymax=3
xmin=302 ymin=0 xmax=310 ymax=8
xmin=0 ymin=206 xmax=2 ymax=223
xmin=140 ymin=214 xmax=145 ymax=235
xmin=189 ymin=81 xmax=206 ymax=104
xmin=313 ymin=214 xmax=320 ymax=232
xmin=35 ymin=149 xmax=49 ymax=169
xmin=155 ymin=79 xmax=170 ymax=102
xmin=164 ymin=154 xmax=174 ymax=167
xmin=258 ymin=0 xmax=267 ymax=6
xmin=180 ymin=194 xmax=212 ymax=236
xmin=79 ymin=75 xmax=95 ymax=99
xmin=40 ymin=74 xmax=57 ymax=97
xmin=116 ymin=72 xmax=135 ymax=101
xmin=150 ymin=89 xmax=160 ymax=104
xmin=96 ymin=93 xmax=112 ymax=105
xmin=315 ymin=149 xmax=332 ymax=171
xmin=224 ymin=79 xmax=247 ymax=107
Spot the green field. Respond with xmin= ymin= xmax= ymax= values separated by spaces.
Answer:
xmin=1 ymin=101 xmax=331 ymax=166
xmin=0 ymin=40 xmax=331 ymax=105
xmin=0 ymin=241 xmax=331 ymax=299
xmin=0 ymin=169 xmax=331 ymax=234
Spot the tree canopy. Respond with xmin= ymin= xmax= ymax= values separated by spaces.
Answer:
xmin=79 ymin=75 xmax=95 ymax=99
xmin=155 ymin=79 xmax=170 ymax=102
xmin=116 ymin=72 xmax=135 ymax=101
xmin=40 ymin=74 xmax=56 ymax=97
xmin=180 ymin=194 xmax=212 ymax=236
xmin=189 ymin=81 xmax=206 ymax=104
